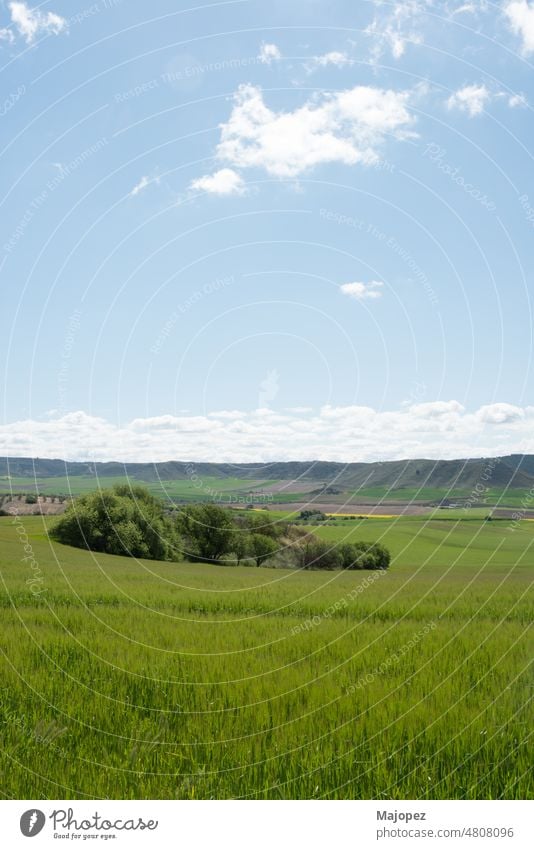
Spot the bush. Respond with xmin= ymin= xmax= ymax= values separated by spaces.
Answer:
xmin=49 ymin=485 xmax=181 ymax=561
xmin=339 ymin=541 xmax=390 ymax=570
xmin=25 ymin=494 xmax=38 ymax=504
xmin=298 ymin=509 xmax=327 ymax=522
xmin=288 ymin=536 xmax=390 ymax=571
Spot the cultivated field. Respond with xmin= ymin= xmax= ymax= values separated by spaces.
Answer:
xmin=0 ymin=513 xmax=532 ymax=799
xmin=1 ymin=475 xmax=274 ymax=502
xmin=3 ymin=472 xmax=534 ymax=513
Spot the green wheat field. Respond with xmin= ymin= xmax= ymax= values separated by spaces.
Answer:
xmin=0 ymin=513 xmax=532 ymax=799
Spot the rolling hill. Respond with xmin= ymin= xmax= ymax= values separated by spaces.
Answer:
xmin=1 ymin=454 xmax=534 ymax=491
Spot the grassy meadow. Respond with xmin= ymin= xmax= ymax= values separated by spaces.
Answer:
xmin=0 ymin=512 xmax=532 ymax=799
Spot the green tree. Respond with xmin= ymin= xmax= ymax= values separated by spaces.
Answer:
xmin=301 ymin=538 xmax=343 ymax=570
xmin=232 ymin=532 xmax=252 ymax=565
xmin=249 ymin=533 xmax=278 ymax=566
xmin=49 ymin=485 xmax=181 ymax=561
xmin=242 ymin=512 xmax=285 ymax=540
xmin=177 ymin=503 xmax=236 ymax=562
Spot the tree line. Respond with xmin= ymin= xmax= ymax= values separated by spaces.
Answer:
xmin=49 ymin=485 xmax=390 ymax=571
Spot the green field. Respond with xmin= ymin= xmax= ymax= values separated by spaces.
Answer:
xmin=0 ymin=475 xmax=276 ymax=503
xmin=348 ymin=487 xmax=534 ymax=508
xmin=2 ymin=475 xmax=534 ymax=509
xmin=0 ymin=513 xmax=532 ymax=799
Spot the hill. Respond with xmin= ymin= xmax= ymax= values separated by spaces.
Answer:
xmin=1 ymin=454 xmax=534 ymax=491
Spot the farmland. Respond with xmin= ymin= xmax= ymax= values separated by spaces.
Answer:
xmin=3 ymin=474 xmax=534 ymax=521
xmin=0 ymin=511 xmax=532 ymax=800
xmin=0 ymin=475 xmax=274 ymax=501
xmin=3 ymin=454 xmax=534 ymax=514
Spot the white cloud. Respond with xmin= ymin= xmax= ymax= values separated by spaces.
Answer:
xmin=129 ymin=175 xmax=160 ymax=197
xmin=365 ymin=1 xmax=491 ymax=60
xmin=340 ymin=281 xmax=384 ymax=300
xmin=190 ymin=168 xmax=246 ymax=196
xmin=508 ymin=92 xmax=528 ymax=107
xmin=451 ymin=1 xmax=489 ymax=14
xmin=409 ymin=400 xmax=465 ymax=417
xmin=365 ymin=1 xmax=428 ymax=61
xmin=314 ymin=50 xmax=353 ymax=67
xmin=504 ymin=0 xmax=534 ymax=55
xmin=0 ymin=27 xmax=15 ymax=42
xmin=6 ymin=2 xmax=67 ymax=44
xmin=475 ymin=403 xmax=524 ymax=424
xmin=2 ymin=404 xmax=533 ymax=462
xmin=305 ymin=50 xmax=355 ymax=72
xmin=215 ymin=83 xmax=415 ymax=179
xmin=452 ymin=2 xmax=478 ymax=12
xmin=447 ymin=84 xmax=491 ymax=116
xmin=258 ymin=42 xmax=281 ymax=64
xmin=447 ymin=84 xmax=526 ymax=116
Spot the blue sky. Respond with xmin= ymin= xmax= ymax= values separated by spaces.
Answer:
xmin=1 ymin=0 xmax=534 ymax=461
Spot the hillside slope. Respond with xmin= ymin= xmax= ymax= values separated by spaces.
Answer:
xmin=1 ymin=455 xmax=533 ymax=491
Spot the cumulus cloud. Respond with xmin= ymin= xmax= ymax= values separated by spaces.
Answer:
xmin=258 ymin=42 xmax=281 ymax=64
xmin=447 ymin=83 xmax=527 ymax=116
xmin=214 ymin=83 xmax=415 ymax=179
xmin=1 ymin=403 xmax=533 ymax=462
xmin=504 ymin=0 xmax=534 ymax=55
xmin=475 ymin=403 xmax=524 ymax=424
xmin=409 ymin=400 xmax=465 ymax=417
xmin=5 ymin=2 xmax=67 ymax=44
xmin=447 ymin=84 xmax=491 ymax=116
xmin=340 ymin=281 xmax=384 ymax=300
xmin=190 ymin=168 xmax=246 ymax=196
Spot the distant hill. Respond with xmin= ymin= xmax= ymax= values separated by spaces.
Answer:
xmin=1 ymin=454 xmax=534 ymax=491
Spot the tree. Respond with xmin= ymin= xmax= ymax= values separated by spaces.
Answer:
xmin=242 ymin=512 xmax=285 ymax=540
xmin=49 ymin=485 xmax=181 ymax=561
xmin=177 ymin=503 xmax=236 ymax=562
xmin=301 ymin=538 xmax=343 ymax=570
xmin=370 ymin=542 xmax=390 ymax=570
xmin=232 ymin=532 xmax=252 ymax=565
xmin=249 ymin=533 xmax=278 ymax=566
